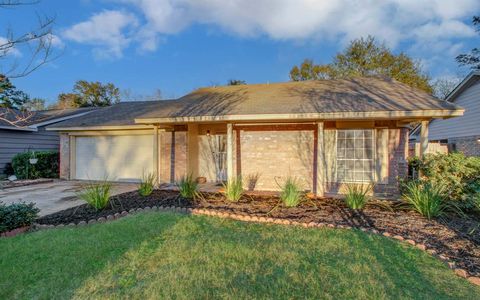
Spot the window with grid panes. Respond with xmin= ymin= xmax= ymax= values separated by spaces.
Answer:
xmin=336 ymin=129 xmax=375 ymax=182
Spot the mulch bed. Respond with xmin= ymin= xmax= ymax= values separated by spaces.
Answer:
xmin=37 ymin=189 xmax=480 ymax=276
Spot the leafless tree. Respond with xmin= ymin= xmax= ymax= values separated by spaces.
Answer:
xmin=0 ymin=0 xmax=58 ymax=126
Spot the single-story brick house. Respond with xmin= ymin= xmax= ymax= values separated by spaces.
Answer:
xmin=47 ymin=77 xmax=463 ymax=197
xmin=410 ymin=71 xmax=480 ymax=156
xmin=0 ymin=107 xmax=96 ymax=175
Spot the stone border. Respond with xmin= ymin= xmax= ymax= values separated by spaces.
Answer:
xmin=33 ymin=205 xmax=480 ymax=287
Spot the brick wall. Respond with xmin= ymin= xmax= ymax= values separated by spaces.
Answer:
xmin=449 ymin=135 xmax=480 ymax=157
xmin=59 ymin=133 xmax=70 ymax=179
xmin=159 ymin=131 xmax=187 ymax=183
xmin=374 ymin=128 xmax=409 ymax=197
xmin=239 ymin=130 xmax=314 ymax=191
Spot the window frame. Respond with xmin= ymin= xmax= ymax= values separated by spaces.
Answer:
xmin=335 ymin=129 xmax=376 ymax=183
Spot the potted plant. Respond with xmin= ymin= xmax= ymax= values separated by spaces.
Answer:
xmin=29 ymin=151 xmax=38 ymax=165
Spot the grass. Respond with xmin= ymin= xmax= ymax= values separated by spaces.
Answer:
xmin=138 ymin=172 xmax=156 ymax=197
xmin=345 ymin=183 xmax=372 ymax=210
xmin=223 ymin=176 xmax=243 ymax=202
xmin=76 ymin=181 xmax=112 ymax=210
xmin=1 ymin=213 xmax=479 ymax=299
xmin=402 ymin=181 xmax=451 ymax=219
xmin=177 ymin=174 xmax=198 ymax=198
xmin=280 ymin=177 xmax=303 ymax=207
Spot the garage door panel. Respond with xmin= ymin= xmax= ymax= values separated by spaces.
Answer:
xmin=75 ymin=135 xmax=153 ymax=182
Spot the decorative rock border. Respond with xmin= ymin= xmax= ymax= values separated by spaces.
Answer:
xmin=32 ymin=205 xmax=480 ymax=287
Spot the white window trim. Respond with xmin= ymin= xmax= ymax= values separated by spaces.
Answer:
xmin=335 ymin=129 xmax=377 ymax=183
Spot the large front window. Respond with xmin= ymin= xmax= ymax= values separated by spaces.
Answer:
xmin=336 ymin=129 xmax=375 ymax=182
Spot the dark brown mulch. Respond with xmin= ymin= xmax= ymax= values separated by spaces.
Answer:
xmin=37 ymin=189 xmax=480 ymax=276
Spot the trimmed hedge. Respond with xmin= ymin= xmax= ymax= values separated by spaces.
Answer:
xmin=0 ymin=202 xmax=39 ymax=233
xmin=11 ymin=151 xmax=59 ymax=179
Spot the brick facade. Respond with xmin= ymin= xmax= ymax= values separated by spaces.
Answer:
xmin=59 ymin=133 xmax=70 ymax=179
xmin=159 ymin=131 xmax=187 ymax=183
xmin=448 ymin=135 xmax=480 ymax=157
xmin=373 ymin=128 xmax=409 ymax=197
xmin=239 ymin=130 xmax=314 ymax=191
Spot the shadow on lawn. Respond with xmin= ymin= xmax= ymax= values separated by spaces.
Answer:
xmin=69 ymin=215 xmax=475 ymax=299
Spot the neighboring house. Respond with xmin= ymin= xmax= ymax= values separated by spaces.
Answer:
xmin=48 ymin=77 xmax=463 ymax=197
xmin=410 ymin=72 xmax=480 ymax=156
xmin=0 ymin=107 xmax=96 ymax=175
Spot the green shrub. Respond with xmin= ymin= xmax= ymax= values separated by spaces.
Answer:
xmin=0 ymin=202 xmax=39 ymax=233
xmin=402 ymin=181 xmax=451 ymax=219
xmin=344 ymin=183 xmax=372 ymax=210
xmin=223 ymin=176 xmax=243 ymax=202
xmin=409 ymin=153 xmax=480 ymax=203
xmin=177 ymin=174 xmax=198 ymax=199
xmin=77 ymin=181 xmax=112 ymax=211
xmin=139 ymin=172 xmax=156 ymax=196
xmin=280 ymin=177 xmax=303 ymax=207
xmin=11 ymin=151 xmax=59 ymax=179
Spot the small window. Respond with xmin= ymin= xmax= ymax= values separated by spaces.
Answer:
xmin=336 ymin=129 xmax=375 ymax=182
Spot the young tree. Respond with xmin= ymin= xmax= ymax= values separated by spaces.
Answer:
xmin=22 ymin=97 xmax=46 ymax=111
xmin=72 ymin=80 xmax=120 ymax=107
xmin=52 ymin=93 xmax=82 ymax=109
xmin=456 ymin=16 xmax=480 ymax=70
xmin=432 ymin=77 xmax=461 ymax=100
xmin=290 ymin=36 xmax=433 ymax=94
xmin=0 ymin=74 xmax=29 ymax=108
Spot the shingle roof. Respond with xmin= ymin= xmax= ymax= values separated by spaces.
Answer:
xmin=0 ymin=107 xmax=97 ymax=130
xmin=49 ymin=77 xmax=463 ymax=129
xmin=46 ymin=100 xmax=180 ymax=128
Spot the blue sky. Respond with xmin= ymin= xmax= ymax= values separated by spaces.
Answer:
xmin=1 ymin=0 xmax=479 ymax=105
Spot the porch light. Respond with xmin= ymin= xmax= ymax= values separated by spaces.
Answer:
xmin=206 ymin=130 xmax=211 ymax=136
xmin=477 ymin=138 xmax=480 ymax=144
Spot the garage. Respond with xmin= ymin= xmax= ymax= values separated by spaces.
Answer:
xmin=74 ymin=134 xmax=154 ymax=182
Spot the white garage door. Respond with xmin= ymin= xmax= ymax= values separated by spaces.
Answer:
xmin=75 ymin=135 xmax=153 ymax=182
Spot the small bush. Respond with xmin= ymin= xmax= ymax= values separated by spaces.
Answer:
xmin=344 ymin=183 xmax=372 ymax=210
xmin=11 ymin=151 xmax=59 ymax=179
xmin=223 ymin=176 xmax=243 ymax=202
xmin=77 ymin=181 xmax=112 ymax=211
xmin=280 ymin=177 xmax=303 ymax=207
xmin=139 ymin=172 xmax=156 ymax=196
xmin=409 ymin=153 xmax=480 ymax=203
xmin=402 ymin=181 xmax=450 ymax=219
xmin=0 ymin=202 xmax=39 ymax=233
xmin=177 ymin=174 xmax=198 ymax=199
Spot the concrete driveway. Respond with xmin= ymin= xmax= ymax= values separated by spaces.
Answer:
xmin=0 ymin=180 xmax=138 ymax=216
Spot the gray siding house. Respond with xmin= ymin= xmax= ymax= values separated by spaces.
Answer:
xmin=0 ymin=108 xmax=96 ymax=175
xmin=410 ymin=72 xmax=480 ymax=157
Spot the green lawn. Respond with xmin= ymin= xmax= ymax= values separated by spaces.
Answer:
xmin=0 ymin=212 xmax=478 ymax=299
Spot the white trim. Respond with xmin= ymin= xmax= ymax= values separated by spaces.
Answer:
xmin=30 ymin=111 xmax=94 ymax=129
xmin=135 ymin=109 xmax=464 ymax=124
xmin=445 ymin=71 xmax=480 ymax=102
xmin=0 ymin=125 xmax=36 ymax=131
xmin=47 ymin=125 xmax=156 ymax=131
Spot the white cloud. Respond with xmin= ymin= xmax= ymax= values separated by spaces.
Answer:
xmin=65 ymin=0 xmax=480 ymax=58
xmin=63 ymin=10 xmax=139 ymax=58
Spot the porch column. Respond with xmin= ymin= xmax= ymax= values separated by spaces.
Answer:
xmin=187 ymin=124 xmax=199 ymax=178
xmin=227 ymin=123 xmax=234 ymax=182
xmin=153 ymin=125 xmax=159 ymax=185
xmin=420 ymin=120 xmax=429 ymax=157
xmin=316 ymin=122 xmax=325 ymax=197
